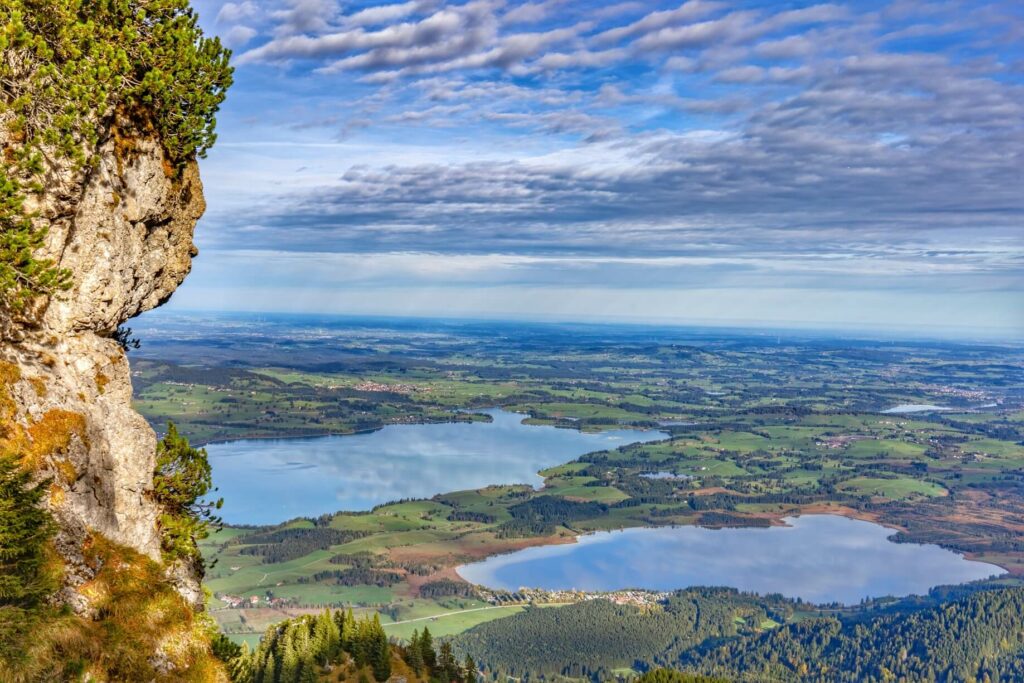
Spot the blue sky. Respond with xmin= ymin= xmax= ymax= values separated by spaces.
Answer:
xmin=175 ymin=0 xmax=1024 ymax=337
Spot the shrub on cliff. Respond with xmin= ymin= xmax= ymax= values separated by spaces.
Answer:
xmin=153 ymin=422 xmax=223 ymax=564
xmin=0 ymin=455 xmax=59 ymax=612
xmin=0 ymin=0 xmax=233 ymax=312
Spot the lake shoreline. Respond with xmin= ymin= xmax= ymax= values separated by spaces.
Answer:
xmin=206 ymin=407 xmax=669 ymax=524
xmin=453 ymin=513 xmax=1010 ymax=604
xmin=440 ymin=500 xmax=1017 ymax=597
xmin=186 ymin=407 xmax=666 ymax=447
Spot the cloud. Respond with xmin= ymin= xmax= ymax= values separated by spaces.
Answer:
xmin=216 ymin=1 xmax=260 ymax=23
xmin=223 ymin=24 xmax=259 ymax=48
xmin=192 ymin=0 xmax=1024 ymax=334
xmin=591 ymin=0 xmax=722 ymax=45
xmin=503 ymin=0 xmax=567 ymax=25
xmin=239 ymin=0 xmax=500 ymax=64
xmin=270 ymin=0 xmax=341 ymax=36
xmin=343 ymin=1 xmax=435 ymax=28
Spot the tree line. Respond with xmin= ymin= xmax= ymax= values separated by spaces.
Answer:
xmin=225 ymin=609 xmax=479 ymax=683
xmin=450 ymin=587 xmax=1024 ymax=682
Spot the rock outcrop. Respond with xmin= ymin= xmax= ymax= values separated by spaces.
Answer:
xmin=0 ymin=131 xmax=206 ymax=610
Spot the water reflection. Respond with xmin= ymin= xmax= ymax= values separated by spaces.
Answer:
xmin=206 ymin=409 xmax=666 ymax=524
xmin=457 ymin=515 xmax=1004 ymax=604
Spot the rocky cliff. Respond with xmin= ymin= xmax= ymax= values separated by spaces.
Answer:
xmin=0 ymin=4 xmax=232 ymax=678
xmin=0 ymin=125 xmax=223 ymax=679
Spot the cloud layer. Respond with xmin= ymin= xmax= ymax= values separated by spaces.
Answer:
xmin=185 ymin=0 xmax=1024 ymax=336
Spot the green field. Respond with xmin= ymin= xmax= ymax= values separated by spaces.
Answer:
xmin=140 ymin=319 xmax=1022 ymax=647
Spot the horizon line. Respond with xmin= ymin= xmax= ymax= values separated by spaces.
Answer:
xmin=140 ymin=308 xmax=1024 ymax=346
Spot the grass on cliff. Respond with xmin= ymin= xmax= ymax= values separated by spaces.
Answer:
xmin=0 ymin=362 xmax=226 ymax=681
xmin=1 ymin=530 xmax=227 ymax=682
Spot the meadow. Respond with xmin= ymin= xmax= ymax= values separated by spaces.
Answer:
xmin=132 ymin=314 xmax=1024 ymax=642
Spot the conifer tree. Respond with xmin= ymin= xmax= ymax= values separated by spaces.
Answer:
xmin=406 ymin=629 xmax=425 ymax=675
xmin=152 ymin=423 xmax=223 ymax=562
xmin=0 ymin=456 xmax=57 ymax=610
xmin=299 ymin=653 xmax=318 ymax=683
xmin=421 ymin=627 xmax=437 ymax=671
xmin=438 ymin=641 xmax=461 ymax=683
xmin=261 ymin=653 xmax=276 ymax=683
xmin=341 ymin=607 xmax=357 ymax=652
xmin=314 ymin=608 xmax=340 ymax=664
xmin=464 ymin=655 xmax=478 ymax=683
xmin=371 ymin=632 xmax=392 ymax=682
xmin=0 ymin=455 xmax=61 ymax=674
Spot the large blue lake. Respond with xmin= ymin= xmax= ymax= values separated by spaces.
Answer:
xmin=456 ymin=515 xmax=1005 ymax=604
xmin=206 ymin=409 xmax=666 ymax=524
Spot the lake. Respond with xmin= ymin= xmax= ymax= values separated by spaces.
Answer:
xmin=456 ymin=515 xmax=1004 ymax=604
xmin=883 ymin=404 xmax=952 ymax=414
xmin=206 ymin=409 xmax=667 ymax=524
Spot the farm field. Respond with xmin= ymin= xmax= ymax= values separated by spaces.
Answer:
xmin=134 ymin=313 xmax=1024 ymax=643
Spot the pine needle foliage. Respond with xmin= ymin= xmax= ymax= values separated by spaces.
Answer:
xmin=153 ymin=422 xmax=223 ymax=564
xmin=225 ymin=609 xmax=485 ymax=683
xmin=0 ymin=0 xmax=232 ymax=312
xmin=0 ymin=455 xmax=57 ymax=608
xmin=0 ymin=454 xmax=62 ymax=674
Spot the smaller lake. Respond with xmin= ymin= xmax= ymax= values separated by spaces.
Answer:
xmin=883 ymin=404 xmax=952 ymax=414
xmin=206 ymin=409 xmax=666 ymax=525
xmin=457 ymin=515 xmax=1004 ymax=604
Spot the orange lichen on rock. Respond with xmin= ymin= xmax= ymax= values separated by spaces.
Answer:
xmin=0 ymin=360 xmax=20 ymax=423
xmin=21 ymin=409 xmax=88 ymax=471
xmin=29 ymin=377 xmax=47 ymax=397
xmin=0 ymin=364 xmax=87 ymax=473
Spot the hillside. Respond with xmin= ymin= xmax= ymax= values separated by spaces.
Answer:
xmin=0 ymin=1 xmax=231 ymax=679
xmin=451 ymin=587 xmax=1024 ymax=682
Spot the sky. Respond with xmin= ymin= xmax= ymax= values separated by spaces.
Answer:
xmin=172 ymin=0 xmax=1024 ymax=338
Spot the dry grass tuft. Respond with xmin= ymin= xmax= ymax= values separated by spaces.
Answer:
xmin=2 ymin=534 xmax=227 ymax=682
xmin=76 ymin=534 xmax=227 ymax=681
xmin=0 ymin=361 xmax=20 ymax=426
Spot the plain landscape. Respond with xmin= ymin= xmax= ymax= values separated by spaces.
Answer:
xmin=3 ymin=0 xmax=1023 ymax=680
xmin=128 ymin=311 xmax=1024 ymax=678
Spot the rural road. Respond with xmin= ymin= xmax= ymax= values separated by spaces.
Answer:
xmin=381 ymin=605 xmax=511 ymax=626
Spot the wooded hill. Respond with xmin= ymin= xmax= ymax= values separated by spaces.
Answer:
xmin=451 ymin=587 xmax=1024 ymax=682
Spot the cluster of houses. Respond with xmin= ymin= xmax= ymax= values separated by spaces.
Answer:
xmin=353 ymin=380 xmax=422 ymax=394
xmin=926 ymin=385 xmax=991 ymax=402
xmin=217 ymin=593 xmax=293 ymax=609
xmin=479 ymin=586 xmax=668 ymax=608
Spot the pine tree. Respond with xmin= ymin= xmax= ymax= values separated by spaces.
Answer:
xmin=371 ymin=631 xmax=391 ymax=682
xmin=299 ymin=653 xmax=318 ymax=683
xmin=353 ymin=613 xmax=372 ymax=666
xmin=152 ymin=423 xmax=223 ymax=562
xmin=333 ymin=608 xmax=345 ymax=641
xmin=464 ymin=655 xmax=478 ymax=683
xmin=314 ymin=609 xmax=340 ymax=664
xmin=229 ymin=642 xmax=257 ymax=683
xmin=406 ymin=630 xmax=425 ymax=675
xmin=438 ymin=641 xmax=460 ymax=683
xmin=342 ymin=607 xmax=357 ymax=653
xmin=262 ymin=653 xmax=277 ymax=683
xmin=280 ymin=637 xmax=300 ymax=683
xmin=421 ymin=627 xmax=437 ymax=672
xmin=0 ymin=456 xmax=57 ymax=609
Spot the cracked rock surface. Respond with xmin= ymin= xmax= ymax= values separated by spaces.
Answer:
xmin=1 ymin=132 xmax=206 ymax=610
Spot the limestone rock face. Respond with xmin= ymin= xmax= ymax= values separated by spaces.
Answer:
xmin=0 ymin=133 xmax=205 ymax=609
